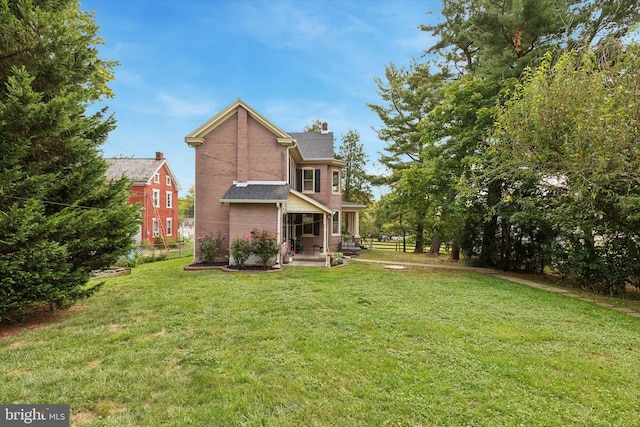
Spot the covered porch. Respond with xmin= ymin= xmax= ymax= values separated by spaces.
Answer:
xmin=341 ymin=201 xmax=366 ymax=249
xmin=283 ymin=190 xmax=334 ymax=260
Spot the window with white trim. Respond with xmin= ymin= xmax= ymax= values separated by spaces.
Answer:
xmin=152 ymin=189 xmax=160 ymax=208
xmin=332 ymin=170 xmax=341 ymax=194
xmin=153 ymin=173 xmax=160 ymax=183
xmin=332 ymin=211 xmax=340 ymax=235
xmin=302 ymin=168 xmax=315 ymax=193
xmin=166 ymin=191 xmax=172 ymax=208
xmin=166 ymin=218 xmax=172 ymax=236
xmin=152 ymin=218 xmax=159 ymax=237
xmin=166 ymin=176 xmax=172 ymax=186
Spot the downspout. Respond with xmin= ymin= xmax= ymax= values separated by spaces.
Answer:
xmin=276 ymin=202 xmax=282 ymax=267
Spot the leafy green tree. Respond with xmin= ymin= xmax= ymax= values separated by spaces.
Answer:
xmin=405 ymin=0 xmax=640 ymax=269
xmin=491 ymin=45 xmax=640 ymax=292
xmin=374 ymin=193 xmax=412 ymax=251
xmin=0 ymin=0 xmax=140 ymax=320
xmin=179 ymin=185 xmax=195 ymax=218
xmin=303 ymin=119 xmax=324 ymax=133
xmin=336 ymin=129 xmax=373 ymax=205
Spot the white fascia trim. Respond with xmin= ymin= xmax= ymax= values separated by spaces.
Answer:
xmin=232 ymin=181 xmax=288 ymax=186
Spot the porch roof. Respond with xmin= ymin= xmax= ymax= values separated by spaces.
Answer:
xmin=220 ymin=183 xmax=290 ymax=203
xmin=342 ymin=201 xmax=366 ymax=210
xmin=287 ymin=189 xmax=333 ymax=214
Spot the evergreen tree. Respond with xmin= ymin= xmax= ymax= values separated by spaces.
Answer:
xmin=0 ymin=0 xmax=140 ymax=320
xmin=368 ymin=62 xmax=448 ymax=252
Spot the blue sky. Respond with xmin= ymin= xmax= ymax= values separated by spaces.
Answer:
xmin=80 ymin=0 xmax=442 ymax=196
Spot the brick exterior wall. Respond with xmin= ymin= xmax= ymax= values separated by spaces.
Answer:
xmin=194 ymin=106 xmax=287 ymax=259
xmin=130 ymin=163 xmax=179 ymax=244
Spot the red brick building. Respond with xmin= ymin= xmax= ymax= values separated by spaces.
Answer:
xmin=184 ymin=99 xmax=364 ymax=265
xmin=105 ymin=152 xmax=181 ymax=245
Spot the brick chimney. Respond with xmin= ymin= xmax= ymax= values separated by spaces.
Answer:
xmin=155 ymin=151 xmax=164 ymax=160
xmin=321 ymin=122 xmax=328 ymax=134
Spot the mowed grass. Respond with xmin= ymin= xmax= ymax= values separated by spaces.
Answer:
xmin=1 ymin=257 xmax=640 ymax=426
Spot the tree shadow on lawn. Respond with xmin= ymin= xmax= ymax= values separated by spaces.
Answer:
xmin=0 ymin=303 xmax=87 ymax=340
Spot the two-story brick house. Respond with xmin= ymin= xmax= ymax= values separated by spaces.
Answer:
xmin=105 ymin=152 xmax=181 ymax=246
xmin=185 ymin=99 xmax=363 ymax=264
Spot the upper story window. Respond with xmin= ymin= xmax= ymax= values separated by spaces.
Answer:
xmin=166 ymin=191 xmax=172 ymax=209
xmin=296 ymin=168 xmax=320 ymax=193
xmin=152 ymin=189 xmax=160 ymax=208
xmin=302 ymin=168 xmax=315 ymax=193
xmin=153 ymin=173 xmax=160 ymax=184
xmin=166 ymin=176 xmax=172 ymax=186
xmin=332 ymin=170 xmax=341 ymax=194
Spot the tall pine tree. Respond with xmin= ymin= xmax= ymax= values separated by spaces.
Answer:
xmin=0 ymin=0 xmax=139 ymax=319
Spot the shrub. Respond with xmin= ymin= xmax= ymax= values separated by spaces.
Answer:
xmin=230 ymin=236 xmax=252 ymax=268
xmin=198 ymin=232 xmax=226 ymax=263
xmin=251 ymin=229 xmax=280 ymax=267
xmin=331 ymin=252 xmax=344 ymax=266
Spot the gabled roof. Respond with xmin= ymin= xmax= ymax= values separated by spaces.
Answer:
xmin=220 ymin=183 xmax=290 ymax=203
xmin=185 ymin=98 xmax=295 ymax=147
xmin=287 ymin=189 xmax=333 ymax=214
xmin=105 ymin=158 xmax=182 ymax=190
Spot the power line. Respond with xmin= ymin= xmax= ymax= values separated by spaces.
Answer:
xmin=0 ymin=194 xmax=110 ymax=211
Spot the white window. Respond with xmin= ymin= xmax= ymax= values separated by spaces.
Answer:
xmin=153 ymin=173 xmax=160 ymax=183
xmin=332 ymin=212 xmax=340 ymax=235
xmin=166 ymin=176 xmax=172 ymax=186
xmin=166 ymin=191 xmax=172 ymax=208
xmin=152 ymin=218 xmax=159 ymax=237
xmin=302 ymin=168 xmax=314 ymax=193
xmin=152 ymin=189 xmax=160 ymax=208
xmin=332 ymin=170 xmax=341 ymax=194
xmin=166 ymin=218 xmax=172 ymax=236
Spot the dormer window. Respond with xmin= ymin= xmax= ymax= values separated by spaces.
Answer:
xmin=166 ymin=176 xmax=172 ymax=186
xmin=153 ymin=173 xmax=160 ymax=183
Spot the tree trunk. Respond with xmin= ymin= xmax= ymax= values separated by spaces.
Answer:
xmin=450 ymin=235 xmax=460 ymax=261
xmin=429 ymin=233 xmax=442 ymax=256
xmin=414 ymin=221 xmax=425 ymax=253
xmin=479 ymin=179 xmax=501 ymax=267
xmin=500 ymin=221 xmax=512 ymax=271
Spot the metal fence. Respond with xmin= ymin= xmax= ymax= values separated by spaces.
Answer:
xmin=134 ymin=242 xmax=194 ymax=260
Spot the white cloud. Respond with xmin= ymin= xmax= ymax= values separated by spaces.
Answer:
xmin=156 ymin=92 xmax=215 ymax=118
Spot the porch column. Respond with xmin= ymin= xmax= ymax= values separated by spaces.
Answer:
xmin=323 ymin=213 xmax=328 ymax=255
xmin=354 ymin=211 xmax=360 ymax=239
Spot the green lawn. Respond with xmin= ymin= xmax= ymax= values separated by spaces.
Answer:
xmin=1 ymin=257 xmax=639 ymax=426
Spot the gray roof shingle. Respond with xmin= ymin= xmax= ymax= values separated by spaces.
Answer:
xmin=288 ymin=132 xmax=335 ymax=160
xmin=221 ymin=183 xmax=290 ymax=203
xmin=105 ymin=158 xmax=165 ymax=185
